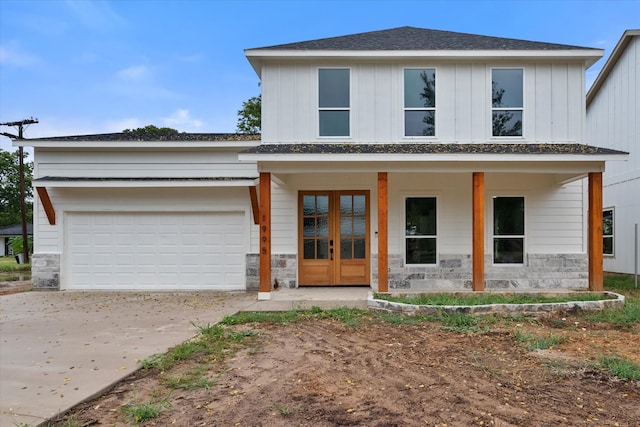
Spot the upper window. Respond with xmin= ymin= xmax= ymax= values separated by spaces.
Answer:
xmin=319 ymin=68 xmax=350 ymax=137
xmin=603 ymin=208 xmax=614 ymax=256
xmin=493 ymin=196 xmax=525 ymax=264
xmin=491 ymin=68 xmax=523 ymax=137
xmin=404 ymin=69 xmax=436 ymax=136
xmin=405 ymin=197 xmax=437 ymax=264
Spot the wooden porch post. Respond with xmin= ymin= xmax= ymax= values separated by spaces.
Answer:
xmin=259 ymin=172 xmax=272 ymax=299
xmin=378 ymin=172 xmax=388 ymax=293
xmin=588 ymin=172 xmax=604 ymax=291
xmin=472 ymin=172 xmax=485 ymax=291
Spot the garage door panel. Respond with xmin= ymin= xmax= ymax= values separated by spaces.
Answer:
xmin=67 ymin=212 xmax=246 ymax=290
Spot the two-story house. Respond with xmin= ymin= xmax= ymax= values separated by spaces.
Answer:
xmin=22 ymin=27 xmax=627 ymax=298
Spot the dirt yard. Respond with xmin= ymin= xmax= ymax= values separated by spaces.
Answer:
xmin=52 ymin=310 xmax=639 ymax=426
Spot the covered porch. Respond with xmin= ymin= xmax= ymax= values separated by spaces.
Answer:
xmin=240 ymin=143 xmax=626 ymax=300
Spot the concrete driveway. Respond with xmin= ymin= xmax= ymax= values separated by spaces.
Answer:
xmin=0 ymin=290 xmax=259 ymax=426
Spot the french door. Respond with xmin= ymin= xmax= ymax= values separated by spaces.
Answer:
xmin=298 ymin=191 xmax=370 ymax=286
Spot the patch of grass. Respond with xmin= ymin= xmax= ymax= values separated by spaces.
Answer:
xmin=121 ymin=393 xmax=171 ymax=425
xmin=515 ymin=330 xmax=566 ymax=350
xmin=139 ymin=324 xmax=260 ymax=372
xmin=584 ymin=297 xmax=640 ymax=326
xmin=598 ymin=355 xmax=640 ymax=380
xmin=441 ymin=312 xmax=480 ymax=333
xmin=604 ymin=273 xmax=638 ymax=291
xmin=374 ymin=311 xmax=440 ymax=325
xmin=375 ymin=291 xmax=613 ymax=306
xmin=0 ymin=256 xmax=30 ymax=273
xmin=165 ymin=367 xmax=214 ymax=390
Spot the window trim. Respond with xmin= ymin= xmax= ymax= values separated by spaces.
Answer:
xmin=403 ymin=67 xmax=437 ymax=138
xmin=490 ymin=194 xmax=526 ymax=266
xmin=490 ymin=67 xmax=524 ymax=139
xmin=403 ymin=195 xmax=438 ymax=266
xmin=603 ymin=207 xmax=614 ymax=257
xmin=318 ymin=67 xmax=351 ymax=138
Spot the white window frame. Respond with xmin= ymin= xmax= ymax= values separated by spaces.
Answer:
xmin=318 ymin=67 xmax=351 ymax=138
xmin=603 ymin=207 xmax=614 ymax=256
xmin=403 ymin=67 xmax=437 ymax=138
xmin=403 ymin=195 xmax=438 ymax=266
xmin=491 ymin=195 xmax=526 ymax=265
xmin=490 ymin=67 xmax=524 ymax=138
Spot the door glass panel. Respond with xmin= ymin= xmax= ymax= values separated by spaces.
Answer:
xmin=317 ymin=217 xmax=329 ymax=237
xmin=354 ymin=239 xmax=365 ymax=259
xmin=353 ymin=195 xmax=366 ymax=215
xmin=303 ymin=218 xmax=315 ymax=237
xmin=303 ymin=239 xmax=315 ymax=259
xmin=303 ymin=195 xmax=316 ymax=216
xmin=317 ymin=240 xmax=329 ymax=259
xmin=354 ymin=217 xmax=365 ymax=237
xmin=340 ymin=239 xmax=352 ymax=259
xmin=340 ymin=195 xmax=352 ymax=215
xmin=316 ymin=195 xmax=329 ymax=215
xmin=340 ymin=217 xmax=353 ymax=237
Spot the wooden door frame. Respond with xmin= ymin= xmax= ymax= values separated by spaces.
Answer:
xmin=298 ymin=190 xmax=370 ymax=286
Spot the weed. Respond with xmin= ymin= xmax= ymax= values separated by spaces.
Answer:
xmin=598 ymin=355 xmax=640 ymax=381
xmin=441 ymin=312 xmax=480 ymax=333
xmin=165 ymin=367 xmax=213 ymax=390
xmin=279 ymin=406 xmax=292 ymax=416
xmin=515 ymin=331 xmax=565 ymax=350
xmin=121 ymin=393 xmax=171 ymax=425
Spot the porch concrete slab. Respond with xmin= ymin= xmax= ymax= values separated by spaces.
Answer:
xmin=0 ymin=287 xmax=368 ymax=426
xmin=241 ymin=286 xmax=370 ymax=311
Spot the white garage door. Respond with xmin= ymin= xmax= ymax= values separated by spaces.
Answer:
xmin=67 ymin=212 xmax=246 ymax=290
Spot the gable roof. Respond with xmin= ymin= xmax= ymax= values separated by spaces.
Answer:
xmin=586 ymin=29 xmax=640 ymax=107
xmin=249 ymin=26 xmax=596 ymax=52
xmin=0 ymin=224 xmax=33 ymax=237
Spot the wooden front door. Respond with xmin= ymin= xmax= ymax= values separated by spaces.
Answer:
xmin=298 ymin=191 xmax=370 ymax=286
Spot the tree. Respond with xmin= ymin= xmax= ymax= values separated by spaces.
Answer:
xmin=236 ymin=95 xmax=261 ymax=134
xmin=122 ymin=125 xmax=180 ymax=137
xmin=0 ymin=149 xmax=33 ymax=227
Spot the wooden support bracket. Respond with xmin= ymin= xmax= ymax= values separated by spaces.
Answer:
xmin=249 ymin=186 xmax=259 ymax=225
xmin=36 ymin=187 xmax=56 ymax=225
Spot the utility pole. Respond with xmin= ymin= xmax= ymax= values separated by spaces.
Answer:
xmin=1 ymin=118 xmax=38 ymax=264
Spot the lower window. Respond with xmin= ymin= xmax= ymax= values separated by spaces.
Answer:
xmin=603 ymin=208 xmax=614 ymax=256
xmin=493 ymin=196 xmax=524 ymax=264
xmin=405 ymin=197 xmax=437 ymax=264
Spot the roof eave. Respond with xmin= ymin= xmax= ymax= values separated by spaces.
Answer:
xmin=245 ymin=48 xmax=604 ymax=69
xmin=15 ymin=140 xmax=261 ymax=149
xmin=587 ymin=29 xmax=640 ymax=107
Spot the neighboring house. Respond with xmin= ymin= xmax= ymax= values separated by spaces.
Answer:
xmin=18 ymin=27 xmax=627 ymax=298
xmin=0 ymin=224 xmax=33 ymax=257
xmin=586 ymin=29 xmax=640 ymax=276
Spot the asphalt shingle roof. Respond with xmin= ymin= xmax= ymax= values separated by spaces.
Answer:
xmin=24 ymin=133 xmax=260 ymax=142
xmin=242 ymin=143 xmax=626 ymax=156
xmin=249 ymin=26 xmax=598 ymax=52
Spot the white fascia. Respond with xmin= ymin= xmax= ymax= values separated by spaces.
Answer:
xmin=15 ymin=140 xmax=261 ymax=150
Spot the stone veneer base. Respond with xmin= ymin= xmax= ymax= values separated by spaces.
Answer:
xmin=30 ymin=253 xmax=60 ymax=290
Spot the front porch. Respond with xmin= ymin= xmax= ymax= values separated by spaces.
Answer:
xmin=239 ymin=143 xmax=626 ymax=300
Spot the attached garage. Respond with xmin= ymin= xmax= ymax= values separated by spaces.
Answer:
xmin=66 ymin=211 xmax=247 ymax=290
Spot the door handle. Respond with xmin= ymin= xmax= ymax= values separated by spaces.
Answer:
xmin=330 ymin=247 xmax=334 ymax=260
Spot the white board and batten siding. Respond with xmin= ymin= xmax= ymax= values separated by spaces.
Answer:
xmin=586 ymin=32 xmax=640 ymax=274
xmin=35 ymin=149 xmax=257 ymax=179
xmin=260 ymin=62 xmax=586 ymax=144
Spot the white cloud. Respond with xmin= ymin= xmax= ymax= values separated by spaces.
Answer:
xmin=116 ymin=65 xmax=150 ymax=81
xmin=162 ymin=109 xmax=204 ymax=131
xmin=0 ymin=43 xmax=39 ymax=67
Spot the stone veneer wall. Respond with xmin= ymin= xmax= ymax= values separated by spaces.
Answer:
xmin=371 ymin=253 xmax=588 ymax=291
xmin=246 ymin=254 xmax=297 ymax=290
xmin=30 ymin=253 xmax=60 ymax=290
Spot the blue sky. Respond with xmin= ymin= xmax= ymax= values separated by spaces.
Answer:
xmin=1 ymin=0 xmax=638 ymax=151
